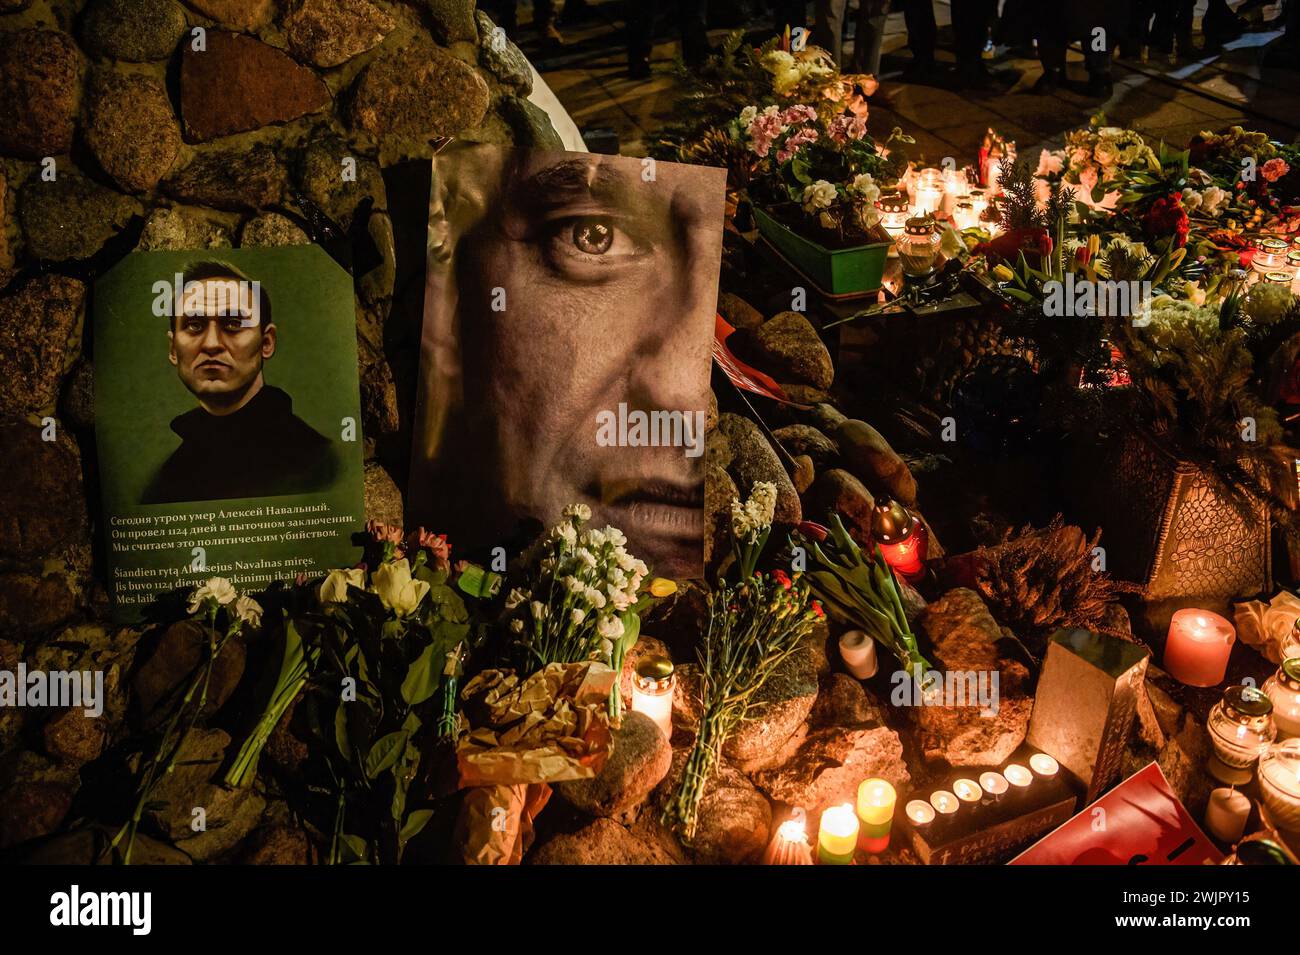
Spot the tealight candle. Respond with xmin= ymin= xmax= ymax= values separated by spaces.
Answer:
xmin=1004 ymin=764 xmax=1033 ymax=789
xmin=1258 ymin=739 xmax=1300 ymax=833
xmin=818 ymin=804 xmax=859 ymax=864
xmin=763 ymin=817 xmax=814 ymax=865
xmin=929 ymin=790 xmax=960 ymax=816
xmin=838 ymin=629 xmax=878 ymax=680
xmin=856 ymin=778 xmax=897 ymax=853
xmin=1164 ymin=609 xmax=1236 ymax=687
xmin=978 ymin=771 xmax=1008 ymax=805
xmin=905 ymin=799 xmax=936 ymax=829
xmin=1204 ymin=787 xmax=1251 ymax=844
xmin=953 ymin=778 xmax=982 ymax=804
xmin=1029 ymin=753 xmax=1060 ymax=779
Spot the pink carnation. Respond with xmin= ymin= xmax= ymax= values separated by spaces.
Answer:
xmin=779 ymin=104 xmax=818 ymax=125
xmin=827 ymin=114 xmax=868 ymax=144
xmin=747 ymin=107 xmax=786 ymax=159
xmin=1262 ymin=158 xmax=1291 ymax=183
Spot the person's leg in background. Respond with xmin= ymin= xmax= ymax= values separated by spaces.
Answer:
xmin=1202 ymin=0 xmax=1247 ymax=45
xmin=849 ymin=0 xmax=890 ymax=74
xmin=627 ymin=1 xmax=657 ymax=77
xmin=535 ymin=0 xmax=564 ymax=48
xmin=1032 ymin=0 xmax=1067 ymax=92
xmin=1080 ymin=10 xmax=1115 ymax=98
xmin=900 ymin=0 xmax=940 ymax=79
xmin=952 ymin=0 xmax=1009 ymax=88
xmin=813 ymin=0 xmax=850 ymax=64
xmin=676 ymin=0 xmax=712 ymax=66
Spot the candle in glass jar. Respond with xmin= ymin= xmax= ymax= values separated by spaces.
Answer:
xmin=1258 ymin=739 xmax=1300 ymax=834
xmin=839 ymin=629 xmax=878 ymax=680
xmin=856 ymin=778 xmax=897 ymax=853
xmin=1204 ymin=787 xmax=1251 ymax=844
xmin=1164 ymin=609 xmax=1236 ymax=687
xmin=818 ymin=804 xmax=859 ymax=864
xmin=1253 ymin=237 xmax=1288 ymax=272
xmin=630 ymin=655 xmax=675 ymax=739
xmin=1264 ymin=660 xmax=1300 ymax=739
xmin=913 ymin=186 xmax=944 ymax=217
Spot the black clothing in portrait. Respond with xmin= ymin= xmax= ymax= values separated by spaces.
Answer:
xmin=142 ymin=385 xmax=337 ymax=504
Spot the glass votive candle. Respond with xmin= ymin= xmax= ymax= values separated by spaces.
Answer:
xmin=630 ymin=654 xmax=674 ymax=739
xmin=967 ymin=188 xmax=989 ymax=217
xmin=1263 ymin=659 xmax=1300 ymax=739
xmin=1265 ymin=270 xmax=1293 ymax=286
xmin=898 ymin=216 xmax=940 ymax=278
xmin=877 ymin=190 xmax=909 ymax=236
xmin=1004 ymin=764 xmax=1033 ymax=790
xmin=1258 ymin=739 xmax=1300 ymax=834
xmin=1284 ymin=618 xmax=1300 ymax=661
xmin=1207 ymin=684 xmax=1277 ymax=785
xmin=952 ymin=778 xmax=983 ymax=806
xmin=952 ymin=200 xmax=977 ymax=231
xmin=856 ymin=778 xmax=897 ymax=853
xmin=818 ymin=804 xmax=859 ymax=864
xmin=943 ymin=166 xmax=970 ymax=199
xmin=1254 ymin=236 xmax=1289 ymax=272
xmin=1029 ymin=753 xmax=1060 ymax=779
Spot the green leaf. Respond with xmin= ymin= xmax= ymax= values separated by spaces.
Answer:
xmin=401 ymin=642 xmax=441 ymax=705
xmin=334 ymin=701 xmax=352 ymax=761
xmin=399 ymin=809 xmax=434 ymax=847
xmin=364 ymin=730 xmax=409 ymax=779
xmin=339 ymin=833 xmax=369 ymax=864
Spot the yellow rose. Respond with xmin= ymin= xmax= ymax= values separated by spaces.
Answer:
xmin=371 ymin=559 xmax=430 ymax=617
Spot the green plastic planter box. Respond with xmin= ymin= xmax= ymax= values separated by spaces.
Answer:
xmin=753 ymin=205 xmax=891 ymax=296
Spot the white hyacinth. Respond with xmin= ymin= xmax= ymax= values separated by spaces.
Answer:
xmin=731 ymin=481 xmax=777 ymax=544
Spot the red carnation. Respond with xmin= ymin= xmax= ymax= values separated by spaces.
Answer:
xmin=1142 ymin=192 xmax=1189 ymax=248
xmin=977 ymin=227 xmax=1052 ymax=264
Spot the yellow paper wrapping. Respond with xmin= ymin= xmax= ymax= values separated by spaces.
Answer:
xmin=452 ymin=783 xmax=551 ymax=865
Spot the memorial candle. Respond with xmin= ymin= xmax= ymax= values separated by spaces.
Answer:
xmin=1204 ymin=787 xmax=1251 ymax=844
xmin=1004 ymin=764 xmax=1033 ymax=790
xmin=818 ymin=804 xmax=859 ymax=864
xmin=1263 ymin=660 xmax=1300 ymax=739
xmin=1164 ymin=609 xmax=1236 ymax=687
xmin=929 ymin=790 xmax=960 ymax=817
xmin=1029 ymin=753 xmax=1060 ymax=779
xmin=1258 ymin=739 xmax=1300 ymax=833
xmin=953 ymin=778 xmax=982 ymax=805
xmin=978 ymin=771 xmax=1008 ymax=806
xmin=856 ymin=778 xmax=897 ymax=853
xmin=905 ymin=799 xmax=936 ymax=830
xmin=838 ymin=629 xmax=878 ymax=680
xmin=630 ymin=655 xmax=675 ymax=739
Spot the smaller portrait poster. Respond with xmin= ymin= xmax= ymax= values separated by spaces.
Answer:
xmin=94 ymin=245 xmax=366 ymax=621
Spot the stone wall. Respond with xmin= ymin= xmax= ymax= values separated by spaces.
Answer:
xmin=0 ymin=0 xmax=560 ymax=639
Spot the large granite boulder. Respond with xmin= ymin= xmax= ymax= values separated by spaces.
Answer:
xmin=554 ymin=711 xmax=672 ymax=819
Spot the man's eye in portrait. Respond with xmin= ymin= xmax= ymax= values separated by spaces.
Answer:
xmin=536 ymin=213 xmax=658 ymax=279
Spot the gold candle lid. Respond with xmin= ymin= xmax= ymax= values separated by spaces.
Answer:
xmin=635 ymin=654 xmax=674 ymax=682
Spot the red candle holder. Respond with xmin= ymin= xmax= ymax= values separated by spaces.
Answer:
xmin=871 ymin=498 xmax=928 ymax=581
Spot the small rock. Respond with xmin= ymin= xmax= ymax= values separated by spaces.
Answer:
xmin=0 ymin=419 xmax=89 ymax=563
xmin=791 ymin=454 xmax=815 ymax=494
xmin=717 ymin=291 xmax=764 ymax=330
xmin=239 ymin=212 xmax=310 ymax=247
xmin=704 ymin=464 xmax=737 ymax=570
xmin=363 ymin=461 xmax=404 ymax=525
xmin=284 ymin=0 xmax=395 ymax=68
xmin=85 ymin=71 xmax=181 ymax=193
xmin=181 ymin=32 xmax=330 ymax=142
xmin=715 ymin=412 xmax=800 ymax=525
xmin=672 ymin=663 xmax=704 ymax=734
xmin=81 ymin=0 xmax=188 ymax=62
xmin=349 ymin=41 xmax=490 ymax=140
xmin=750 ymin=721 xmax=910 ymax=814
xmin=43 ymin=706 xmax=108 ymax=767
xmin=750 ymin=311 xmax=835 ymax=390
xmin=137 ymin=205 xmax=233 ymax=251
xmin=164 ymin=143 xmax=287 ymax=211
xmin=0 ymin=274 xmax=85 ymax=417
xmin=423 ymin=0 xmax=479 ymax=43
xmin=527 ymin=817 xmax=679 ymax=865
xmin=20 ymin=172 xmax=137 ymax=262
xmin=0 ymin=779 xmax=76 ymax=849
xmin=475 ymin=10 xmax=532 ymax=94
xmin=143 ymin=727 xmax=266 ymax=860
xmin=802 ymin=468 xmax=875 ymax=537
xmin=234 ymin=825 xmax=315 ymax=864
xmin=830 ymin=415 xmax=917 ymax=506
xmin=263 ymin=693 xmax=310 ymax=774
xmin=917 ymin=588 xmax=1033 ymax=766
xmin=181 ymin=0 xmax=271 ymax=30
xmin=723 ymin=648 xmax=819 ymax=762
xmin=810 ymin=672 xmax=887 ymax=727
xmin=132 ymin=621 xmax=246 ymax=728
xmin=658 ymin=753 xmax=770 ymax=864
xmin=14 ymin=825 xmax=191 ymax=864
xmin=359 ymin=350 xmax=400 ymax=435
xmin=0 ymin=29 xmax=83 ymax=160
xmin=0 ymin=571 xmax=79 ymax=639
xmin=555 ymin=712 xmax=672 ymax=819
xmin=496 ymin=94 xmax=564 ymax=151
xmin=772 ymin=423 xmax=838 ymax=464
xmin=295 ymin=127 xmax=386 ymax=231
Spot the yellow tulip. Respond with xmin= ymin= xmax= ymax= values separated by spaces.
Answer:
xmin=649 ymin=578 xmax=678 ymax=598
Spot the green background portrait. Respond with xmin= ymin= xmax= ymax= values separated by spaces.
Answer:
xmin=94 ymin=245 xmax=366 ymax=621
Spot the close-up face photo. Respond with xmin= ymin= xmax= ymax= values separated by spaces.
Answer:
xmin=168 ymin=277 xmax=275 ymax=410
xmin=416 ymin=147 xmax=727 ymax=578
